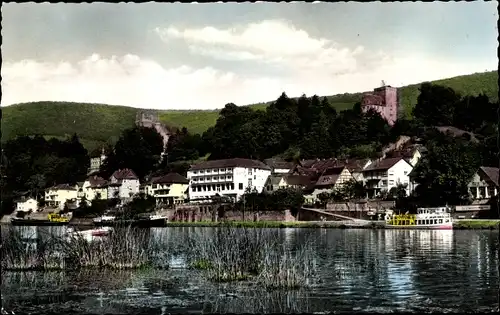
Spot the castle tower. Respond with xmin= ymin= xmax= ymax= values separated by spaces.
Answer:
xmin=361 ymin=85 xmax=398 ymax=126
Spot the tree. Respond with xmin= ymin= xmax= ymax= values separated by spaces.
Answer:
xmin=317 ymin=192 xmax=331 ymax=208
xmin=388 ymin=183 xmax=408 ymax=200
xmin=300 ymin=112 xmax=331 ymax=159
xmin=412 ymin=83 xmax=461 ymax=127
xmin=101 ymin=126 xmax=163 ymax=180
xmin=410 ymin=132 xmax=480 ymax=206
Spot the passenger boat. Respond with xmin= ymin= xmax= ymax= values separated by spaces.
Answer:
xmin=11 ymin=213 xmax=70 ymax=226
xmin=385 ymin=207 xmax=453 ymax=229
xmin=93 ymin=213 xmax=168 ymax=228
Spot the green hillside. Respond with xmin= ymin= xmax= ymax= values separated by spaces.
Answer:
xmin=2 ymin=71 xmax=497 ymax=151
xmin=159 ymin=70 xmax=498 ymax=133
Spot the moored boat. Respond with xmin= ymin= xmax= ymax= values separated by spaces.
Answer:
xmin=93 ymin=213 xmax=168 ymax=228
xmin=11 ymin=213 xmax=70 ymax=226
xmin=385 ymin=207 xmax=453 ymax=229
xmin=66 ymin=226 xmax=113 ymax=242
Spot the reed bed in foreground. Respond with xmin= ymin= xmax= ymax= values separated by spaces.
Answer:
xmin=1 ymin=226 xmax=66 ymax=271
xmin=1 ymin=226 xmax=168 ymax=271
xmin=186 ymin=227 xmax=318 ymax=288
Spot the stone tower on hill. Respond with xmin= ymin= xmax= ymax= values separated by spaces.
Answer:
xmin=361 ymin=85 xmax=398 ymax=126
xmin=135 ymin=110 xmax=171 ymax=160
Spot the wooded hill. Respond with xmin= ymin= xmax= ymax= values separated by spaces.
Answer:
xmin=1 ymin=70 xmax=497 ymax=152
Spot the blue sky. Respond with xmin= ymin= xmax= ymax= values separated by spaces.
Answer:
xmin=2 ymin=2 xmax=497 ymax=109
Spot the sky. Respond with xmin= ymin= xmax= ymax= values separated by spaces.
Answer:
xmin=2 ymin=2 xmax=498 ymax=110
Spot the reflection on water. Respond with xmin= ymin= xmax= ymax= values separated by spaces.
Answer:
xmin=1 ymin=227 xmax=499 ymax=314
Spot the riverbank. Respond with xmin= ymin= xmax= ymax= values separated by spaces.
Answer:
xmin=165 ymin=220 xmax=386 ymax=229
xmin=453 ymin=219 xmax=500 ymax=229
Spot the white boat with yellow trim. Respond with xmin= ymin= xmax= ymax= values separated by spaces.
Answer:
xmin=384 ymin=207 xmax=453 ymax=229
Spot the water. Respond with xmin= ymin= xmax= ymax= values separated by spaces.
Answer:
xmin=1 ymin=227 xmax=499 ymax=314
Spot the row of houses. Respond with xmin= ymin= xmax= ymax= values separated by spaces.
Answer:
xmin=15 ymin=145 xmax=499 ymax=213
xmin=15 ymin=168 xmax=190 ymax=213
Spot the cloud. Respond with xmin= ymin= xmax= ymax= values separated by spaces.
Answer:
xmin=1 ymin=54 xmax=299 ymax=109
xmin=156 ymin=20 xmax=366 ymax=75
xmin=2 ymin=20 xmax=495 ymax=110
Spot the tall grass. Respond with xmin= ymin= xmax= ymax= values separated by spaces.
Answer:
xmin=1 ymin=226 xmax=66 ymax=270
xmin=202 ymin=285 xmax=312 ymax=314
xmin=186 ymin=227 xmax=318 ymax=288
xmin=257 ymin=240 xmax=317 ymax=289
xmin=0 ymin=226 xmax=168 ymax=271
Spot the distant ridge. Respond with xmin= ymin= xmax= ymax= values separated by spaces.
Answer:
xmin=1 ymin=71 xmax=497 ymax=152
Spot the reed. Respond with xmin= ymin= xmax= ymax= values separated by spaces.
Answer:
xmin=202 ymin=285 xmax=311 ymax=314
xmin=186 ymin=227 xmax=317 ymax=288
xmin=1 ymin=226 xmax=168 ymax=271
xmin=186 ymin=227 xmax=267 ymax=281
xmin=1 ymin=226 xmax=66 ymax=271
xmin=63 ymin=227 xmax=154 ymax=269
xmin=257 ymin=240 xmax=318 ymax=289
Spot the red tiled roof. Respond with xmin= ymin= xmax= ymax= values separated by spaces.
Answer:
xmin=479 ymin=167 xmax=499 ymax=187
xmin=190 ymin=158 xmax=271 ymax=171
xmin=87 ymin=175 xmax=107 ymax=188
xmin=300 ymin=158 xmax=368 ymax=174
xmin=47 ymin=184 xmax=76 ymax=191
xmin=111 ymin=168 xmax=138 ymax=180
xmin=315 ymin=167 xmax=347 ymax=187
xmin=285 ymin=174 xmax=312 ymax=187
xmin=152 ymin=172 xmax=189 ymax=184
xmin=264 ymin=158 xmax=296 ymax=170
xmin=363 ymin=157 xmax=407 ymax=172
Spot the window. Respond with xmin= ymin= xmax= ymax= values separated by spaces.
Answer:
xmin=439 ymin=219 xmax=443 ymax=224
xmin=199 ymin=170 xmax=204 ymax=174
xmin=248 ymin=169 xmax=253 ymax=175
xmin=231 ymin=183 xmax=235 ymax=190
xmin=389 ymin=180 xmax=394 ymax=185
xmin=220 ymin=168 xmax=225 ymax=172
xmin=221 ymin=185 xmax=225 ymax=191
xmin=239 ymin=183 xmax=244 ymax=190
xmin=213 ymin=177 xmax=217 ymax=180
xmin=193 ymin=171 xmax=198 ymax=174
xmin=254 ymin=175 xmax=256 ymax=180
xmin=404 ymin=171 xmax=408 ymax=175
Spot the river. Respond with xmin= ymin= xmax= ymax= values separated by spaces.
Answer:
xmin=1 ymin=227 xmax=499 ymax=314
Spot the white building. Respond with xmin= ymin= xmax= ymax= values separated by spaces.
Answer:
xmin=107 ymin=168 xmax=140 ymax=199
xmin=82 ymin=175 xmax=108 ymax=200
xmin=467 ymin=166 xmax=499 ymax=200
xmin=187 ymin=158 xmax=272 ymax=203
xmin=15 ymin=197 xmax=38 ymax=212
xmin=145 ymin=172 xmax=189 ymax=206
xmin=362 ymin=157 xmax=413 ymax=198
xmin=44 ymin=184 xmax=78 ymax=210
